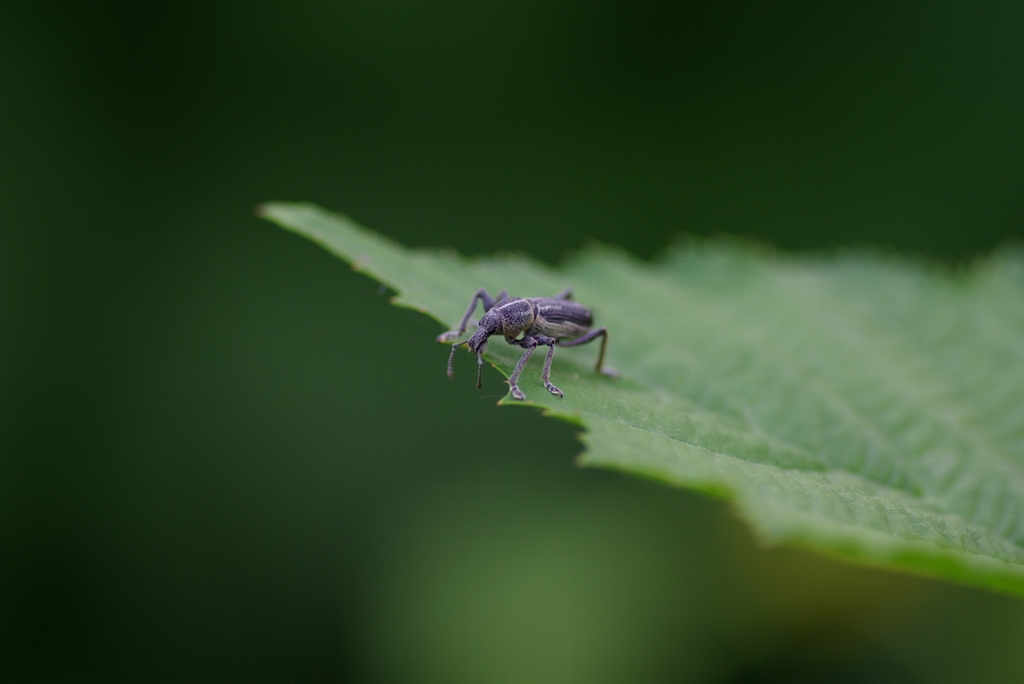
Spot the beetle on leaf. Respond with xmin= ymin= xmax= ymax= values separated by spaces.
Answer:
xmin=437 ymin=288 xmax=615 ymax=401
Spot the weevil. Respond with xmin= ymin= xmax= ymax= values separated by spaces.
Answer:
xmin=436 ymin=288 xmax=614 ymax=401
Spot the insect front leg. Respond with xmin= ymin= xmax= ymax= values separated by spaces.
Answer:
xmin=436 ymin=288 xmax=509 ymax=343
xmin=507 ymin=336 xmax=539 ymax=401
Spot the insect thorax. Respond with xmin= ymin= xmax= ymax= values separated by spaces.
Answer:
xmin=491 ymin=298 xmax=536 ymax=338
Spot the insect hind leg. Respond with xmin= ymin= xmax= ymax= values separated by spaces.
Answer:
xmin=558 ymin=327 xmax=616 ymax=376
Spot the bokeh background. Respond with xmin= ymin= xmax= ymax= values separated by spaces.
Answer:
xmin=3 ymin=2 xmax=1024 ymax=682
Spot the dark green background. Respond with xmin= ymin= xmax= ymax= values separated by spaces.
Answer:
xmin=3 ymin=2 xmax=1023 ymax=682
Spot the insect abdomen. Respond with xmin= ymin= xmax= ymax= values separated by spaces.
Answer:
xmin=533 ymin=299 xmax=592 ymax=339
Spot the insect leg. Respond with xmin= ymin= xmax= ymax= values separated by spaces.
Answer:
xmin=558 ymin=327 xmax=615 ymax=375
xmin=447 ymin=340 xmax=465 ymax=379
xmin=455 ymin=288 xmax=499 ymax=336
xmin=535 ymin=335 xmax=563 ymax=398
xmin=436 ymin=288 xmax=509 ymax=343
xmin=552 ymin=288 xmax=573 ymax=300
xmin=507 ymin=336 xmax=539 ymax=401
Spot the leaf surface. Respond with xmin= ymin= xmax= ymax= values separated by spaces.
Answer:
xmin=260 ymin=201 xmax=1024 ymax=595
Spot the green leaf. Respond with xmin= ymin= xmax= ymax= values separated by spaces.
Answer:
xmin=260 ymin=201 xmax=1024 ymax=596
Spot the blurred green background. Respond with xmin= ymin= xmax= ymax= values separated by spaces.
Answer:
xmin=2 ymin=2 xmax=1023 ymax=682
